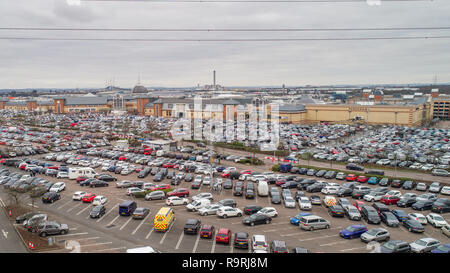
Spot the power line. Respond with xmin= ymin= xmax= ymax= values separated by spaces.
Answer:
xmin=1 ymin=35 xmax=449 ymax=42
xmin=1 ymin=26 xmax=450 ymax=32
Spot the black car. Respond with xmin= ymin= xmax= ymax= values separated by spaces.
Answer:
xmin=431 ymin=198 xmax=450 ymax=213
xmin=380 ymin=212 xmax=399 ymax=227
xmin=380 ymin=240 xmax=411 ymax=253
xmin=36 ymin=221 xmax=69 ymax=237
xmin=298 ymin=168 xmax=308 ymax=175
xmin=346 ymin=163 xmax=364 ymax=171
xmin=361 ymin=206 xmax=381 ymax=224
xmin=153 ymin=173 xmax=163 ymax=182
xmin=242 ymin=214 xmax=271 ymax=226
xmin=270 ymin=193 xmax=281 ymax=204
xmin=336 ymin=187 xmax=353 ymax=197
xmin=315 ymin=170 xmax=327 ymax=177
xmin=396 ymin=197 xmax=417 ymax=208
xmin=412 ymin=200 xmax=434 ymax=211
xmin=294 ymin=191 xmax=306 ymax=200
xmin=328 ymin=205 xmax=345 ymax=217
xmin=90 ymin=205 xmax=106 ymax=218
xmin=352 ymin=189 xmax=371 ymax=199
xmin=184 ymin=219 xmax=201 ymax=234
xmin=245 ymin=189 xmax=255 ymax=199
xmin=391 ymin=180 xmax=403 ymax=188
xmin=281 ymin=181 xmax=299 ymax=189
xmin=89 ymin=180 xmax=109 ymax=188
xmin=218 ymin=199 xmax=237 ymax=208
xmin=42 ymin=192 xmax=60 ymax=203
xmin=243 ymin=205 xmax=263 ymax=215
xmin=233 ymin=232 xmax=250 ymax=249
xmin=233 ymin=185 xmax=243 ymax=196
xmin=97 ymin=175 xmax=117 ymax=182
xmin=324 ymin=171 xmax=336 ymax=179
xmin=151 ymin=167 xmax=160 ymax=176
xmin=403 ymin=219 xmax=425 ymax=233
xmin=297 ymin=179 xmax=316 ymax=190
xmin=292 ymin=247 xmax=308 ymax=253
xmin=306 ymin=183 xmax=325 ymax=193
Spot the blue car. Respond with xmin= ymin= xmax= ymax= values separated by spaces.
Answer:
xmin=339 ymin=225 xmax=368 ymax=239
xmin=367 ymin=177 xmax=378 ymax=185
xmin=431 ymin=244 xmax=450 ymax=253
xmin=108 ymin=166 xmax=116 ymax=172
xmin=290 ymin=212 xmax=313 ymax=225
xmin=391 ymin=209 xmax=409 ymax=222
xmin=216 ymin=166 xmax=226 ymax=172
xmin=189 ymin=156 xmax=196 ymax=161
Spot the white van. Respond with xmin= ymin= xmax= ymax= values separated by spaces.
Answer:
xmin=257 ymin=181 xmax=269 ymax=197
xmin=156 ymin=150 xmax=164 ymax=157
xmin=186 ymin=199 xmax=211 ymax=212
xmin=68 ymin=167 xmax=97 ymax=180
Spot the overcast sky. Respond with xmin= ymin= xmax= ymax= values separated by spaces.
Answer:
xmin=0 ymin=0 xmax=450 ymax=89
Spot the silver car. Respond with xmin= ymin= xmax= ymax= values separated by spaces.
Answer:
xmin=198 ymin=204 xmax=223 ymax=216
xmin=145 ymin=190 xmax=165 ymax=200
xmin=345 ymin=205 xmax=361 ymax=221
xmin=360 ymin=228 xmax=390 ymax=243
xmin=428 ymin=182 xmax=441 ymax=193
xmin=283 ymin=196 xmax=296 ymax=208
xmin=409 ymin=238 xmax=440 ymax=253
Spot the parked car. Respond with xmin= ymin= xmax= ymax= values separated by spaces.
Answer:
xmin=410 ymin=238 xmax=441 ymax=253
xmin=360 ymin=228 xmax=390 ymax=243
xmin=339 ymin=225 xmax=367 ymax=239
xmin=36 ymin=221 xmax=69 ymax=237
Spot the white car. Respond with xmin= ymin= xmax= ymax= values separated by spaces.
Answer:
xmin=321 ymin=186 xmax=340 ymax=195
xmin=166 ymin=196 xmax=189 ymax=206
xmin=194 ymin=175 xmax=203 ymax=184
xmin=72 ymin=191 xmax=86 ymax=201
xmin=363 ymin=191 xmax=385 ymax=202
xmin=203 ymin=177 xmax=212 ymax=186
xmin=440 ymin=186 xmax=450 ymax=196
xmin=283 ymin=196 xmax=296 ymax=208
xmin=252 ymin=234 xmax=268 ymax=252
xmin=426 ymin=213 xmax=448 ymax=228
xmin=49 ymin=182 xmax=66 ymax=193
xmin=385 ymin=190 xmax=402 ymax=198
xmin=216 ymin=206 xmax=243 ymax=218
xmin=298 ymin=197 xmax=312 ymax=210
xmin=192 ymin=192 xmax=213 ymax=201
xmin=408 ymin=213 xmax=427 ymax=225
xmin=92 ymin=195 xmax=107 ymax=206
xmin=256 ymin=207 xmax=278 ymax=218
xmin=56 ymin=172 xmax=69 ymax=179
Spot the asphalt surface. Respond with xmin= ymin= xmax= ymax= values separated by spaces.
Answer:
xmin=0 ymin=197 xmax=27 ymax=253
xmin=1 ymin=151 xmax=449 ymax=253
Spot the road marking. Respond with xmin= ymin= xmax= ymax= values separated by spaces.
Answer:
xmin=211 ymin=231 xmax=217 ymax=253
xmin=75 ymin=237 xmax=100 ymax=241
xmin=230 ymin=234 xmax=234 ymax=253
xmin=340 ymin=246 xmax=367 ymax=252
xmin=145 ymin=227 xmax=154 ymax=239
xmin=298 ymin=234 xmax=340 ymax=241
xmin=97 ymin=203 xmax=119 ymax=223
xmin=107 ymin=215 xmax=120 ymax=227
xmin=159 ymin=218 xmax=176 ymax=244
xmin=80 ymin=242 xmax=113 ymax=248
xmin=320 ymin=240 xmax=350 ymax=247
xmin=119 ymin=217 xmax=133 ymax=231
xmin=2 ymin=229 xmax=8 ymax=239
xmin=89 ymin=246 xmax=127 ymax=253
xmin=192 ymin=235 xmax=200 ymax=253
xmin=131 ymin=215 xmax=149 ymax=235
xmin=67 ymin=202 xmax=82 ymax=212
xmin=57 ymin=200 xmax=75 ymax=210
xmin=27 ymin=203 xmax=39 ymax=208
xmin=76 ymin=204 xmax=92 ymax=216
xmin=54 ymin=232 xmax=89 ymax=237
xmin=49 ymin=197 xmax=64 ymax=206
xmin=0 ymin=198 xmax=4 ymax=207
xmin=175 ymin=232 xmax=185 ymax=250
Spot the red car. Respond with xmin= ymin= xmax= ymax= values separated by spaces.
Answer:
xmin=46 ymin=165 xmax=59 ymax=170
xmin=353 ymin=201 xmax=366 ymax=212
xmin=82 ymin=193 xmax=96 ymax=203
xmin=150 ymin=184 xmax=172 ymax=192
xmin=167 ymin=188 xmax=190 ymax=197
xmin=356 ymin=176 xmax=369 ymax=183
xmin=276 ymin=179 xmax=286 ymax=186
xmin=118 ymin=156 xmax=127 ymax=161
xmin=380 ymin=195 xmax=400 ymax=205
xmin=216 ymin=228 xmax=231 ymax=244
xmin=163 ymin=163 xmax=175 ymax=168
xmin=221 ymin=172 xmax=230 ymax=178
xmin=76 ymin=176 xmax=88 ymax=183
xmin=200 ymin=224 xmax=215 ymax=239
xmin=346 ymin=174 xmax=357 ymax=181
xmin=240 ymin=170 xmax=253 ymax=175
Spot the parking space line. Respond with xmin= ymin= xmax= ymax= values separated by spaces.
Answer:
xmin=57 ymin=199 xmax=75 ymax=210
xmin=89 ymin=247 xmax=127 ymax=253
xmin=76 ymin=204 xmax=92 ymax=216
xmin=67 ymin=202 xmax=82 ymax=212
xmin=119 ymin=217 xmax=133 ymax=231
xmin=229 ymin=234 xmax=234 ymax=253
xmin=159 ymin=218 xmax=176 ymax=244
xmin=50 ymin=197 xmax=65 ymax=206
xmin=298 ymin=234 xmax=339 ymax=241
xmin=54 ymin=232 xmax=89 ymax=238
xmin=340 ymin=246 xmax=367 ymax=252
xmin=320 ymin=240 xmax=350 ymax=247
xmin=75 ymin=237 xmax=100 ymax=241
xmin=80 ymin=242 xmax=113 ymax=248
xmin=175 ymin=231 xmax=185 ymax=250
xmin=211 ymin=231 xmax=217 ymax=253
xmin=192 ymin=235 xmax=200 ymax=253
xmin=97 ymin=203 xmax=119 ymax=223
xmin=107 ymin=215 xmax=120 ymax=227
xmin=131 ymin=215 xmax=150 ymax=235
xmin=145 ymin=227 xmax=155 ymax=239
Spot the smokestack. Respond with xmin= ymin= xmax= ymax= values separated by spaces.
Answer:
xmin=213 ymin=70 xmax=216 ymax=87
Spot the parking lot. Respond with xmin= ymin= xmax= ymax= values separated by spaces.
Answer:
xmin=1 ymin=147 xmax=449 ymax=253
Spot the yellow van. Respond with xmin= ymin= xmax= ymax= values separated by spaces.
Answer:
xmin=154 ymin=207 xmax=175 ymax=232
